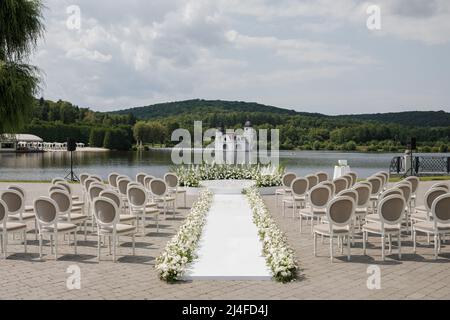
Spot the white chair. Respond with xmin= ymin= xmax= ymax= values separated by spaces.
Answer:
xmin=299 ymin=185 xmax=332 ymax=233
xmin=34 ymin=197 xmax=78 ymax=260
xmin=404 ymin=176 xmax=420 ymax=208
xmin=332 ymin=177 xmax=348 ymax=195
xmin=93 ymin=197 xmax=136 ymax=262
xmin=348 ymin=172 xmax=358 ymax=187
xmin=430 ymin=182 xmax=449 ymax=191
xmin=275 ymin=172 xmax=297 ymax=207
xmin=0 ymin=199 xmax=27 ymax=259
xmin=367 ymin=176 xmax=383 ymax=212
xmin=108 ymin=172 xmax=120 ymax=190
xmin=365 ymin=188 xmax=403 ymax=224
xmin=341 ymin=175 xmax=353 ymax=189
xmin=353 ymin=184 xmax=371 ymax=227
xmin=413 ymin=194 xmax=450 ymax=260
xmin=305 ymin=174 xmax=319 ymax=190
xmin=136 ymin=173 xmax=147 ymax=186
xmin=282 ymin=177 xmax=308 ymax=218
xmin=51 ymin=177 xmax=65 ymax=185
xmin=164 ymin=173 xmax=187 ymax=209
xmin=150 ymin=179 xmax=175 ymax=219
xmin=99 ymin=190 xmax=136 ymax=225
xmin=313 ymin=196 xmax=355 ymax=262
xmin=362 ymin=195 xmax=405 ymax=261
xmin=127 ymin=185 xmax=160 ymax=234
xmin=49 ymin=190 xmax=88 ymax=240
xmin=315 ymin=172 xmax=329 ymax=183
xmin=411 ymin=187 xmax=448 ymax=223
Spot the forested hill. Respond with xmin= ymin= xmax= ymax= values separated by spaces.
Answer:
xmin=113 ymin=99 xmax=318 ymax=119
xmin=113 ymin=99 xmax=450 ymax=127
xmin=336 ymin=110 xmax=450 ymax=127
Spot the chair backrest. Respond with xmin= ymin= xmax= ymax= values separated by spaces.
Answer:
xmin=84 ymin=178 xmax=97 ymax=193
xmin=332 ymin=178 xmax=348 ymax=195
xmin=326 ymin=196 xmax=355 ymax=227
xmin=1 ymin=190 xmax=24 ymax=216
xmin=358 ymin=181 xmax=372 ymax=188
xmin=93 ymin=197 xmax=120 ymax=228
xmin=319 ymin=181 xmax=335 ymax=195
xmin=99 ymin=190 xmax=123 ymax=209
xmin=51 ymin=177 xmax=65 ymax=185
xmin=353 ymin=184 xmax=371 ymax=208
xmin=348 ymin=172 xmax=358 ymax=186
xmin=34 ymin=197 xmax=58 ymax=226
xmin=337 ymin=189 xmax=358 ymax=204
xmin=8 ymin=185 xmax=26 ymax=199
xmin=396 ymin=181 xmax=412 ymax=203
xmin=117 ymin=179 xmax=131 ymax=196
xmin=342 ymin=175 xmax=353 ymax=188
xmin=136 ymin=173 xmax=147 ymax=186
xmin=305 ymin=174 xmax=319 ymax=190
xmin=291 ymin=178 xmax=309 ymax=196
xmin=378 ymin=195 xmax=405 ymax=226
xmin=404 ymin=176 xmax=420 ymax=193
xmin=0 ymin=199 xmax=7 ymax=225
xmin=309 ymin=185 xmax=332 ymax=208
xmin=164 ymin=173 xmax=179 ymax=188
xmin=90 ymin=175 xmax=103 ymax=183
xmin=108 ymin=173 xmax=120 ymax=188
xmin=89 ymin=184 xmax=106 ymax=202
xmin=424 ymin=187 xmax=448 ymax=212
xmin=150 ymin=179 xmax=168 ymax=197
xmin=431 ymin=194 xmax=450 ymax=224
xmin=56 ymin=181 xmax=72 ymax=195
xmin=49 ymin=190 xmax=71 ymax=214
xmin=367 ymin=176 xmax=383 ymax=195
xmin=431 ymin=182 xmax=449 ymax=191
xmin=379 ymin=188 xmax=402 ymax=200
xmin=374 ymin=173 xmax=386 ymax=188
xmin=144 ymin=175 xmax=155 ymax=190
xmin=79 ymin=173 xmax=90 ymax=186
xmin=316 ymin=172 xmax=328 ymax=183
xmin=49 ymin=185 xmax=66 ymax=194
xmin=282 ymin=172 xmax=297 ymax=189
xmin=127 ymin=185 xmax=148 ymax=207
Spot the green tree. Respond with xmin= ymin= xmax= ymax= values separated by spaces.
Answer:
xmin=89 ymin=128 xmax=106 ymax=147
xmin=103 ymin=128 xmax=131 ymax=151
xmin=0 ymin=0 xmax=44 ymax=133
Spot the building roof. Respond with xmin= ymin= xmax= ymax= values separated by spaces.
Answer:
xmin=1 ymin=134 xmax=43 ymax=142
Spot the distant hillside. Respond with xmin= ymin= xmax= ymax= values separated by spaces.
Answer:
xmin=337 ymin=110 xmax=450 ymax=127
xmin=113 ymin=99 xmax=310 ymax=119
xmin=112 ymin=99 xmax=450 ymax=127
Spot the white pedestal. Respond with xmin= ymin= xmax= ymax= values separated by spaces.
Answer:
xmin=333 ymin=165 xmax=351 ymax=179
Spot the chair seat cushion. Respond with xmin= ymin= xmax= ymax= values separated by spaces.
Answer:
xmin=60 ymin=213 xmax=88 ymax=222
xmin=413 ymin=221 xmax=450 ymax=233
xmin=363 ymin=222 xmax=400 ymax=233
xmin=365 ymin=214 xmax=380 ymax=222
xmin=314 ymin=224 xmax=349 ymax=235
xmin=119 ymin=214 xmax=136 ymax=222
xmin=8 ymin=212 xmax=35 ymax=221
xmin=42 ymin=223 xmax=77 ymax=233
xmin=0 ymin=222 xmax=27 ymax=232
xmin=299 ymin=208 xmax=326 ymax=216
xmin=100 ymin=224 xmax=136 ymax=234
xmin=411 ymin=212 xmax=428 ymax=222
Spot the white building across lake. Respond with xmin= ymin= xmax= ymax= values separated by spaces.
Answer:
xmin=0 ymin=134 xmax=43 ymax=152
xmin=214 ymin=121 xmax=257 ymax=164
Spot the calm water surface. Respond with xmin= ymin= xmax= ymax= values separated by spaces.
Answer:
xmin=0 ymin=150 xmax=442 ymax=181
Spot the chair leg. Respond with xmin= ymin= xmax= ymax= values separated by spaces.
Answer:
xmin=363 ymin=231 xmax=367 ymax=255
xmin=299 ymin=215 xmax=303 ymax=234
xmin=54 ymin=233 xmax=58 ymax=260
xmin=97 ymin=234 xmax=101 ymax=262
xmin=388 ymin=234 xmax=392 ymax=255
xmin=2 ymin=233 xmax=6 ymax=259
xmin=74 ymin=231 xmax=77 ymax=255
xmin=50 ymin=234 xmax=54 ymax=255
xmin=330 ymin=237 xmax=333 ymax=263
xmin=23 ymin=230 xmax=27 ymax=254
xmin=132 ymin=234 xmax=135 ymax=256
xmin=413 ymin=230 xmax=417 ymax=254
xmin=434 ymin=234 xmax=438 ymax=260
xmin=39 ymin=234 xmax=43 ymax=259
xmin=313 ymin=233 xmax=317 ymax=257
xmin=381 ymin=235 xmax=385 ymax=261
xmin=84 ymin=221 xmax=87 ymax=241
xmin=347 ymin=234 xmax=351 ymax=261
xmin=398 ymin=233 xmax=402 ymax=259
xmin=34 ymin=220 xmax=38 ymax=241
xmin=113 ymin=235 xmax=117 ymax=262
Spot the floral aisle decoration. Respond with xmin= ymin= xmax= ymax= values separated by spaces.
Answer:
xmin=173 ymin=163 xmax=284 ymax=188
xmin=155 ymin=190 xmax=214 ymax=282
xmin=244 ymin=187 xmax=298 ymax=283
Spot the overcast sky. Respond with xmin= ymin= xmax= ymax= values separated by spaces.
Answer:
xmin=33 ymin=0 xmax=450 ymax=114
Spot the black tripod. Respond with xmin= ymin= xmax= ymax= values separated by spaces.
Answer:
xmin=64 ymin=150 xmax=79 ymax=182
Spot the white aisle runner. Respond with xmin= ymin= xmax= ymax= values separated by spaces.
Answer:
xmin=183 ymin=194 xmax=272 ymax=280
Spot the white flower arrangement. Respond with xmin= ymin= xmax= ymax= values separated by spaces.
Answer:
xmin=244 ymin=187 xmax=298 ymax=283
xmin=155 ymin=190 xmax=214 ymax=282
xmin=173 ymin=163 xmax=284 ymax=188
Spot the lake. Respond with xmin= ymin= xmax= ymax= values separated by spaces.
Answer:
xmin=0 ymin=149 xmax=444 ymax=181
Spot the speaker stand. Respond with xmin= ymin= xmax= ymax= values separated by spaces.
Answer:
xmin=64 ymin=151 xmax=79 ymax=182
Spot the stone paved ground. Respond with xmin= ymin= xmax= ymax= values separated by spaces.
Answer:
xmin=1 ymin=181 xmax=450 ymax=300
